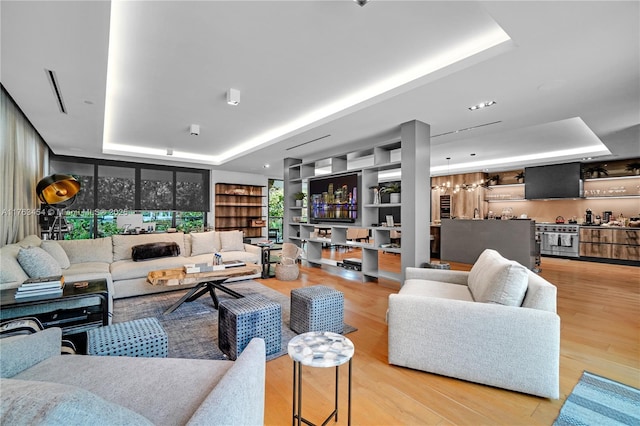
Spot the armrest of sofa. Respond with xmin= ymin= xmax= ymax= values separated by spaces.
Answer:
xmin=186 ymin=338 xmax=266 ymax=425
xmin=0 ymin=328 xmax=62 ymax=378
xmin=405 ymin=267 xmax=469 ymax=285
xmin=388 ymin=295 xmax=560 ymax=398
xmin=243 ymin=244 xmax=262 ymax=264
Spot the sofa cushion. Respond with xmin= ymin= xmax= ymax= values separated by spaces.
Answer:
xmin=41 ymin=240 xmax=71 ymax=269
xmin=64 ymin=262 xmax=111 ymax=276
xmin=191 ymin=231 xmax=221 ymax=255
xmin=56 ymin=237 xmax=114 ymax=264
xmin=0 ymin=328 xmax=62 ymax=378
xmin=17 ymin=234 xmax=42 ymax=248
xmin=14 ymin=354 xmax=234 ymax=425
xmin=400 ymin=279 xmax=474 ymax=302
xmin=468 ymin=249 xmax=528 ymax=306
xmin=0 ymin=379 xmax=153 ymax=425
xmin=0 ymin=244 xmax=29 ymax=287
xmin=110 ymin=257 xmax=190 ymax=281
xmin=132 ymin=242 xmax=180 ymax=261
xmin=17 ymin=247 xmax=62 ymax=278
xmin=219 ymin=231 xmax=245 ymax=252
xmin=112 ymin=233 xmax=186 ymax=262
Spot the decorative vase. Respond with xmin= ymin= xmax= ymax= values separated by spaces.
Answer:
xmin=373 ymin=188 xmax=380 ymax=205
xmin=390 ymin=193 xmax=401 ymax=204
xmin=295 ymin=200 xmax=302 ymax=207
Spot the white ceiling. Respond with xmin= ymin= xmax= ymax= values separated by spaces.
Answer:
xmin=2 ymin=1 xmax=639 ymax=178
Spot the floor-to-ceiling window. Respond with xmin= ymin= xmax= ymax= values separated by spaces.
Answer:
xmin=49 ymin=155 xmax=209 ymax=239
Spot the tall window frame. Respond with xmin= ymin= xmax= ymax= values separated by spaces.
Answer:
xmin=49 ymin=155 xmax=210 ymax=239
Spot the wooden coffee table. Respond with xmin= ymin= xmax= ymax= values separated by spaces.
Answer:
xmin=147 ymin=263 xmax=261 ymax=314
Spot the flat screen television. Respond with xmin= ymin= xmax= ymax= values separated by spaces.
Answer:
xmin=524 ymin=162 xmax=583 ymax=199
xmin=309 ymin=173 xmax=359 ymax=223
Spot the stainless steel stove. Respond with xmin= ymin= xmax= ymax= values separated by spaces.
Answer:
xmin=535 ymin=223 xmax=580 ymax=257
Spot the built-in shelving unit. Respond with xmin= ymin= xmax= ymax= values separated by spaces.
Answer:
xmin=583 ymin=176 xmax=640 ymax=199
xmin=214 ymin=183 xmax=266 ymax=238
xmin=284 ymin=120 xmax=431 ymax=283
xmin=485 ymin=183 xmax=525 ymax=202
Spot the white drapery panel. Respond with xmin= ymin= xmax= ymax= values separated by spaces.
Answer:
xmin=1 ymin=88 xmax=49 ymax=246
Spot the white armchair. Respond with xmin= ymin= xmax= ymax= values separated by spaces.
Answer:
xmin=387 ymin=249 xmax=560 ymax=399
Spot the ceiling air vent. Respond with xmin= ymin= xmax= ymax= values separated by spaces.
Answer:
xmin=432 ymin=120 xmax=501 ymax=138
xmin=45 ymin=69 xmax=67 ymax=114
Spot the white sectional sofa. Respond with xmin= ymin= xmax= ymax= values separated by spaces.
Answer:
xmin=388 ymin=249 xmax=560 ymax=399
xmin=0 ymin=231 xmax=262 ymax=302
xmin=0 ymin=328 xmax=266 ymax=425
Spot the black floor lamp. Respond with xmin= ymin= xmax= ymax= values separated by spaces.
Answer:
xmin=36 ymin=174 xmax=80 ymax=240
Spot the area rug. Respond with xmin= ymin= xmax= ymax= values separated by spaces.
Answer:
xmin=112 ymin=280 xmax=356 ymax=361
xmin=553 ymin=371 xmax=640 ymax=426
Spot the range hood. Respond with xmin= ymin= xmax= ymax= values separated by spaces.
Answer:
xmin=524 ymin=162 xmax=583 ymax=200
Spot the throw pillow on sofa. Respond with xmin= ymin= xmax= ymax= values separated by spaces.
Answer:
xmin=191 ymin=231 xmax=221 ymax=256
xmin=467 ymin=249 xmax=528 ymax=307
xmin=17 ymin=247 xmax=62 ymax=278
xmin=132 ymin=242 xmax=180 ymax=261
xmin=40 ymin=241 xmax=71 ymax=269
xmin=219 ymin=230 xmax=245 ymax=252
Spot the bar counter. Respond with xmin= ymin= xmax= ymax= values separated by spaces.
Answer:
xmin=440 ymin=219 xmax=536 ymax=269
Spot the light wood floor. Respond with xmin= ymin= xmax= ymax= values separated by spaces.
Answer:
xmin=256 ymin=249 xmax=640 ymax=425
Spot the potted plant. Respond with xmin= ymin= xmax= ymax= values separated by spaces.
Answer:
xmin=625 ymin=162 xmax=640 ymax=175
xmin=514 ymin=171 xmax=525 ymax=183
xmin=380 ymin=182 xmax=401 ymax=203
xmin=584 ymin=165 xmax=608 ymax=179
xmin=293 ymin=191 xmax=306 ymax=207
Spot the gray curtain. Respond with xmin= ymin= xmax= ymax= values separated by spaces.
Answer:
xmin=1 ymin=88 xmax=49 ymax=246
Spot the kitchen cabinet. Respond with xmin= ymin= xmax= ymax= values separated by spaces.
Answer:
xmin=579 ymin=241 xmax=612 ymax=258
xmin=580 ymin=228 xmax=613 ymax=244
xmin=579 ymin=227 xmax=640 ymax=262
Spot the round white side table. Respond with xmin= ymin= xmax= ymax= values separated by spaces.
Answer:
xmin=288 ymin=331 xmax=355 ymax=426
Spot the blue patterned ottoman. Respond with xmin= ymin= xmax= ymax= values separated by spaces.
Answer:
xmin=87 ymin=317 xmax=168 ymax=357
xmin=218 ymin=295 xmax=281 ymax=360
xmin=290 ymin=285 xmax=344 ymax=334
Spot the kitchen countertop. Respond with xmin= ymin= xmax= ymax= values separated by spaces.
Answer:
xmin=578 ymin=224 xmax=640 ymax=230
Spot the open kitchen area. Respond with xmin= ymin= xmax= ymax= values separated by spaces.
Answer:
xmin=431 ymin=159 xmax=640 ymax=267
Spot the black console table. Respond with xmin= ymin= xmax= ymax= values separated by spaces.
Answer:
xmin=0 ymin=278 xmax=109 ymax=348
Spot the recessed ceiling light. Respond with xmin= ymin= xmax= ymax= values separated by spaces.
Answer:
xmin=263 ymin=164 xmax=270 ymax=168
xmin=468 ymin=101 xmax=496 ymax=111
xmin=470 ymin=153 xmax=476 ymax=156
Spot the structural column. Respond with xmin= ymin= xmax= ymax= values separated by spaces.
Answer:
xmin=400 ymin=120 xmax=431 ymax=281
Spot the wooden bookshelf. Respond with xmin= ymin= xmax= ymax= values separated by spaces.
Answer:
xmin=214 ymin=183 xmax=266 ymax=238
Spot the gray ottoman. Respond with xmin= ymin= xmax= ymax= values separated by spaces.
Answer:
xmin=290 ymin=285 xmax=344 ymax=334
xmin=87 ymin=317 xmax=168 ymax=357
xmin=218 ymin=295 xmax=281 ymax=360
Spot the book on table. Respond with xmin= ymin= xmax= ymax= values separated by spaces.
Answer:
xmin=15 ymin=287 xmax=64 ymax=299
xmin=17 ymin=275 xmax=65 ymax=297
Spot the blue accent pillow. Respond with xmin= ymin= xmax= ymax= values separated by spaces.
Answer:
xmin=17 ymin=247 xmax=62 ymax=278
